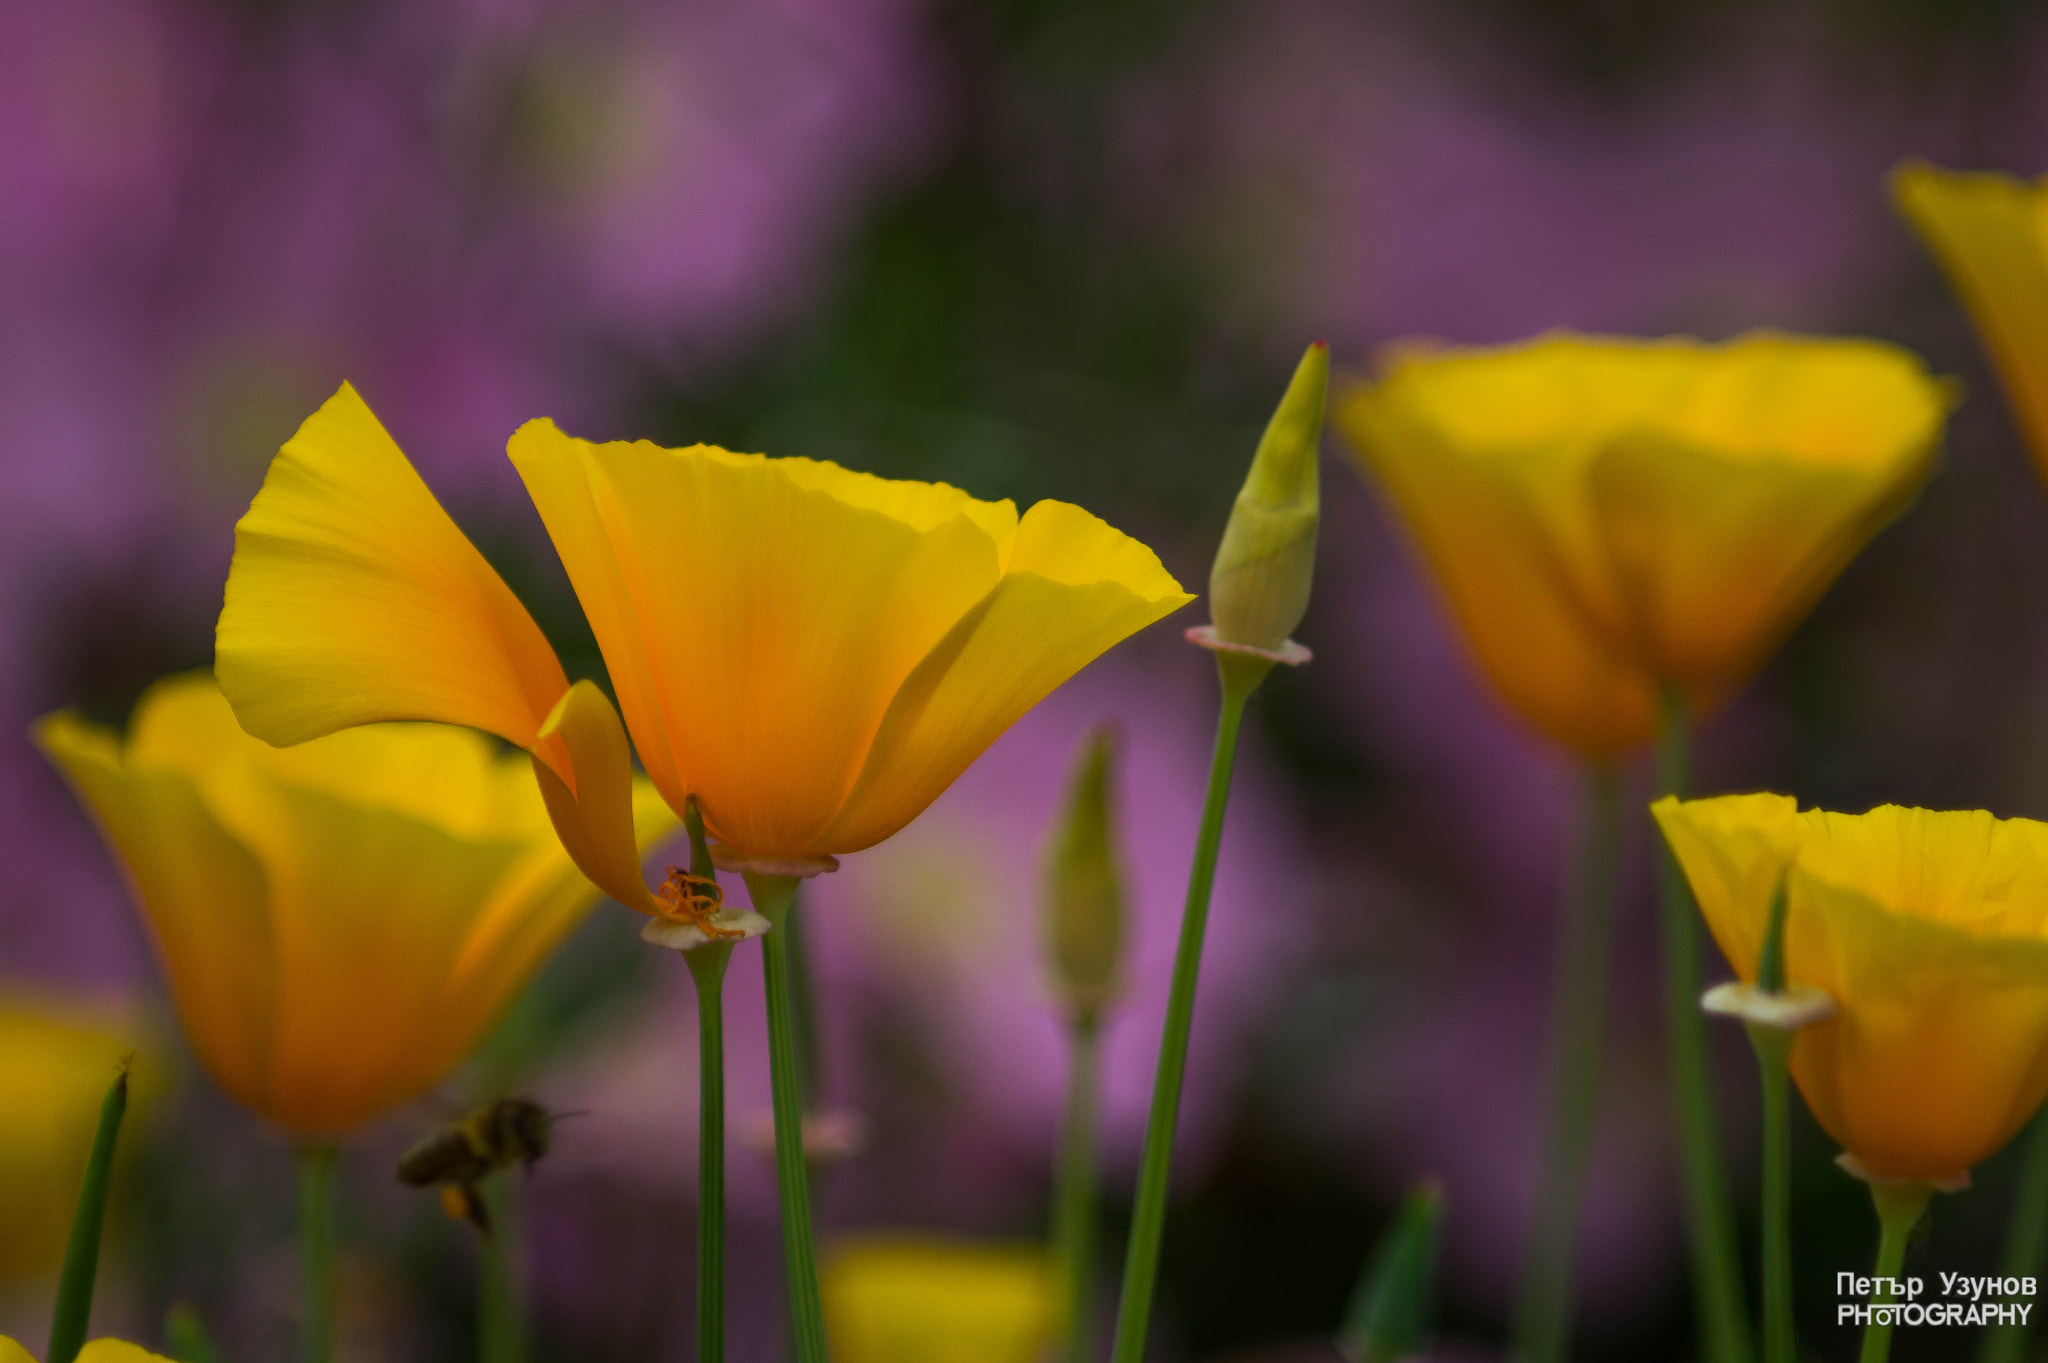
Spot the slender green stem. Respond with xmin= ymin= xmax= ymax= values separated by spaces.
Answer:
xmin=1980 ymin=1103 xmax=2048 ymax=1363
xmin=747 ymin=871 xmax=830 ymax=1363
xmin=1656 ymin=688 xmax=1753 ymax=1363
xmin=298 ymin=1145 xmax=339 ymax=1363
xmin=784 ymin=889 xmax=823 ymax=1109
xmin=1054 ymin=1015 xmax=1105 ymax=1363
xmin=477 ymin=1175 xmax=527 ymax=1363
xmin=1109 ymin=651 xmax=1272 ymax=1363
xmin=1859 ymin=1182 xmax=1933 ymax=1363
xmin=1511 ymin=767 xmax=1622 ymax=1363
xmin=1748 ymin=1025 xmax=1795 ymax=1363
xmin=48 ymin=1064 xmax=129 ymax=1363
xmin=688 ymin=941 xmax=735 ymax=1363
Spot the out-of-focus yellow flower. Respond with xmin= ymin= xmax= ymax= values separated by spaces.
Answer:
xmin=0 ymin=1000 xmax=149 ymax=1280
xmin=1 ymin=1339 xmax=174 ymax=1362
xmin=216 ymin=386 xmax=1189 ymax=889
xmin=823 ymin=1237 xmax=1052 ymax=1363
xmin=1654 ymin=793 xmax=2048 ymax=1184
xmin=1893 ymin=163 xmax=2048 ymax=482
xmin=34 ymin=674 xmax=672 ymax=1137
xmin=1338 ymin=333 xmax=1950 ymax=757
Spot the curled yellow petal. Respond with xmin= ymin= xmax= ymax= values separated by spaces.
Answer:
xmin=217 ymin=384 xmax=572 ymax=782
xmin=530 ymin=680 xmax=668 ymax=917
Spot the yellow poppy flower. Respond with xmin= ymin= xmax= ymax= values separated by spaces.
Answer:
xmin=0 ymin=1000 xmax=150 ymax=1279
xmin=1893 ymin=163 xmax=2048 ymax=482
xmin=1654 ymin=793 xmax=2048 ymax=1184
xmin=1 ymin=1340 xmax=173 ymax=1363
xmin=34 ymin=674 xmax=673 ymax=1137
xmin=215 ymin=386 xmax=1189 ymax=887
xmin=823 ymin=1237 xmax=1052 ymax=1363
xmin=1338 ymin=333 xmax=1950 ymax=757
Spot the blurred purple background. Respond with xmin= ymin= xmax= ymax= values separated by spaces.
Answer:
xmin=9 ymin=1 xmax=2048 ymax=1359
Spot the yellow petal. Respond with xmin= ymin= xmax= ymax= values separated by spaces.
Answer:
xmin=217 ymin=384 xmax=571 ymax=781
xmin=813 ymin=500 xmax=1192 ymax=854
xmin=1651 ymin=792 xmax=1802 ymax=982
xmin=824 ymin=1237 xmax=1052 ymax=1363
xmin=0 ymin=1340 xmax=30 ymax=1363
xmin=76 ymin=1343 xmax=177 ymax=1363
xmin=1787 ymin=861 xmax=2048 ymax=1182
xmin=511 ymin=422 xmax=1020 ymax=853
xmin=529 ymin=680 xmax=670 ymax=917
xmin=32 ymin=711 xmax=278 ymax=1118
xmin=1893 ymin=163 xmax=2048 ymax=480
xmin=1339 ymin=364 xmax=1659 ymax=756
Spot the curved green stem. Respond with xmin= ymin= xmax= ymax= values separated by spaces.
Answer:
xmin=298 ymin=1145 xmax=338 ymax=1363
xmin=1656 ymin=689 xmax=1753 ymax=1363
xmin=1748 ymin=1026 xmax=1795 ymax=1363
xmin=1512 ymin=767 xmax=1622 ymax=1363
xmin=48 ymin=1064 xmax=129 ymax=1363
xmin=747 ymin=872 xmax=830 ymax=1363
xmin=688 ymin=941 xmax=735 ymax=1363
xmin=1109 ymin=651 xmax=1271 ymax=1363
xmin=1980 ymin=1103 xmax=2048 ymax=1363
xmin=1054 ymin=1015 xmax=1104 ymax=1363
xmin=1860 ymin=1182 xmax=1933 ymax=1363
xmin=476 ymin=1176 xmax=527 ymax=1363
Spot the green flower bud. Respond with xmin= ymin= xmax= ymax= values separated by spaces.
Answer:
xmin=1209 ymin=342 xmax=1327 ymax=653
xmin=1042 ymin=727 xmax=1125 ymax=1026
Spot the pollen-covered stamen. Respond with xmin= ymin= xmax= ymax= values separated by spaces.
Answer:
xmin=655 ymin=865 xmax=747 ymax=940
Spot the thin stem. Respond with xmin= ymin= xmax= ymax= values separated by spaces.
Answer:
xmin=1109 ymin=651 xmax=1272 ymax=1363
xmin=1511 ymin=767 xmax=1622 ymax=1363
xmin=784 ymin=889 xmax=823 ymax=1109
xmin=1054 ymin=1015 xmax=1105 ymax=1363
xmin=747 ymin=872 xmax=830 ymax=1363
xmin=1656 ymin=688 xmax=1753 ymax=1363
xmin=1748 ymin=1025 xmax=1795 ymax=1363
xmin=1980 ymin=1103 xmax=2048 ymax=1363
xmin=298 ymin=1145 xmax=339 ymax=1363
xmin=476 ymin=1176 xmax=527 ymax=1363
xmin=1859 ymin=1182 xmax=1933 ymax=1363
xmin=688 ymin=941 xmax=735 ymax=1363
xmin=48 ymin=1064 xmax=129 ymax=1363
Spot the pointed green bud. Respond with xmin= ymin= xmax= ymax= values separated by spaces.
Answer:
xmin=1336 ymin=1180 xmax=1442 ymax=1363
xmin=1043 ymin=727 xmax=1125 ymax=1026
xmin=1209 ymin=342 xmax=1327 ymax=653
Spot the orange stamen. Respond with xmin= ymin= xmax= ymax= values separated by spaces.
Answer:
xmin=655 ymin=865 xmax=747 ymax=940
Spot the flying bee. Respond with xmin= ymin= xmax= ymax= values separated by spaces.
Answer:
xmin=396 ymin=1098 xmax=567 ymax=1236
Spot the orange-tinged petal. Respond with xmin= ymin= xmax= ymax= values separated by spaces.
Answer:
xmin=529 ymin=680 xmax=670 ymax=917
xmin=815 ymin=501 xmax=1191 ymax=854
xmin=32 ymin=711 xmax=277 ymax=1117
xmin=1650 ymin=792 xmax=1801 ymax=982
xmin=511 ymin=422 xmax=1018 ymax=854
xmin=217 ymin=384 xmax=572 ymax=782
xmin=1893 ymin=163 xmax=2048 ymax=480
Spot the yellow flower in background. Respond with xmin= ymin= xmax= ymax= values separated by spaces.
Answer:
xmin=216 ymin=386 xmax=1189 ymax=898
xmin=1338 ymin=333 xmax=1950 ymax=757
xmin=0 ymin=1000 xmax=151 ymax=1280
xmin=1894 ymin=164 xmax=2048 ymax=482
xmin=34 ymin=674 xmax=672 ymax=1137
xmin=823 ymin=1237 xmax=1052 ymax=1363
xmin=1 ymin=1340 xmax=174 ymax=1363
xmin=1654 ymin=793 xmax=2048 ymax=1184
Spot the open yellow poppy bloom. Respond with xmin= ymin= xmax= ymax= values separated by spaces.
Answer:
xmin=1654 ymin=793 xmax=2048 ymax=1184
xmin=822 ymin=1237 xmax=1051 ymax=1363
xmin=35 ymin=674 xmax=672 ymax=1137
xmin=1893 ymin=163 xmax=2048 ymax=482
xmin=0 ymin=1000 xmax=150 ymax=1279
xmin=216 ymin=386 xmax=1189 ymax=890
xmin=1338 ymin=333 xmax=1950 ymax=757
xmin=1 ymin=1340 xmax=172 ymax=1363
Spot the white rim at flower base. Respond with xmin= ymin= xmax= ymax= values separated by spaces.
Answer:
xmin=1184 ymin=624 xmax=1313 ymax=666
xmin=708 ymin=845 xmax=841 ymax=879
xmin=1836 ymin=1152 xmax=1972 ymax=1194
xmin=1700 ymin=981 xmax=1837 ymax=1031
xmin=640 ymin=908 xmax=773 ymax=952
